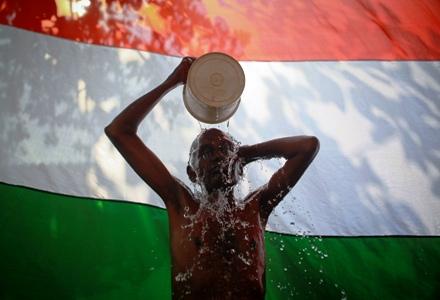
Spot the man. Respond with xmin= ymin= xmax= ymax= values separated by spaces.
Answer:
xmin=105 ymin=57 xmax=319 ymax=299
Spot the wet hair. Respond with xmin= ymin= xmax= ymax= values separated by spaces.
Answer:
xmin=188 ymin=128 xmax=237 ymax=168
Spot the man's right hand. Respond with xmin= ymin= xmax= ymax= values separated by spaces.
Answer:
xmin=167 ymin=57 xmax=196 ymax=86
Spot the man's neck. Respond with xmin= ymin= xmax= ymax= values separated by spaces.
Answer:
xmin=205 ymin=188 xmax=235 ymax=207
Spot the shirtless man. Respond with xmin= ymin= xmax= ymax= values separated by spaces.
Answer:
xmin=105 ymin=57 xmax=319 ymax=299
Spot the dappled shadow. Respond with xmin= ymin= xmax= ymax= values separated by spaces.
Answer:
xmin=1 ymin=2 xmax=440 ymax=300
xmin=0 ymin=25 xmax=196 ymax=207
xmin=1 ymin=24 xmax=439 ymax=237
xmin=233 ymin=60 xmax=439 ymax=235
xmin=0 ymin=0 xmax=245 ymax=58
xmin=2 ymin=1 xmax=439 ymax=61
xmin=1 ymin=5 xmax=440 ymax=299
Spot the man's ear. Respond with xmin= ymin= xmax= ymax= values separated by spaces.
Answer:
xmin=187 ymin=165 xmax=197 ymax=183
xmin=238 ymin=163 xmax=244 ymax=177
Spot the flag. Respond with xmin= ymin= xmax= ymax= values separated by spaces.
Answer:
xmin=1 ymin=1 xmax=439 ymax=299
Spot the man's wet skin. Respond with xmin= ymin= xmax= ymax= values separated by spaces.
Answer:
xmin=170 ymin=129 xmax=266 ymax=299
xmin=171 ymin=197 xmax=266 ymax=299
xmin=105 ymin=57 xmax=319 ymax=300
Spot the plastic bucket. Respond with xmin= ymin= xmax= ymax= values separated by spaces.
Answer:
xmin=183 ymin=52 xmax=245 ymax=124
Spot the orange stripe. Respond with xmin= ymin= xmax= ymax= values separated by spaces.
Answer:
xmin=1 ymin=0 xmax=439 ymax=61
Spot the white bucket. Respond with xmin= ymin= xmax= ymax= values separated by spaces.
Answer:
xmin=183 ymin=52 xmax=245 ymax=124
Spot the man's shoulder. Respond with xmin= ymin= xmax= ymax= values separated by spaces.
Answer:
xmin=165 ymin=176 xmax=198 ymax=212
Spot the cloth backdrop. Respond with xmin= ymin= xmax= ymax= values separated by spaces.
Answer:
xmin=1 ymin=1 xmax=439 ymax=299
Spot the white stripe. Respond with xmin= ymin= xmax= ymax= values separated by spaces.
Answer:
xmin=1 ymin=25 xmax=439 ymax=236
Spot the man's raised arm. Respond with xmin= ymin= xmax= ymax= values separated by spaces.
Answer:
xmin=105 ymin=57 xmax=195 ymax=207
xmin=238 ymin=136 xmax=319 ymax=223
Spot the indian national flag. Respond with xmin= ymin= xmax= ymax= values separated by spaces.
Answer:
xmin=1 ymin=1 xmax=439 ymax=299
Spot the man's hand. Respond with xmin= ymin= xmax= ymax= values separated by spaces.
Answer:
xmin=167 ymin=56 xmax=196 ymax=86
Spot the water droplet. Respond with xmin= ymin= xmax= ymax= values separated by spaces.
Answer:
xmin=341 ymin=290 xmax=347 ymax=300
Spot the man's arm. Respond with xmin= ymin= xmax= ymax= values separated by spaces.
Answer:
xmin=105 ymin=57 xmax=194 ymax=208
xmin=239 ymin=136 xmax=319 ymax=223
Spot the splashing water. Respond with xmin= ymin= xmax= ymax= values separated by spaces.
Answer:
xmin=178 ymin=139 xmax=263 ymax=293
xmin=181 ymin=127 xmax=327 ymax=297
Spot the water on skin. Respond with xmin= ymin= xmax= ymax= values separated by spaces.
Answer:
xmin=177 ymin=197 xmax=254 ymax=296
xmin=176 ymin=133 xmax=255 ymax=295
xmin=180 ymin=129 xmax=328 ymax=296
xmin=182 ymin=131 xmax=259 ymax=293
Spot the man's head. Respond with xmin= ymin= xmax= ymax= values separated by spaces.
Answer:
xmin=187 ymin=128 xmax=243 ymax=193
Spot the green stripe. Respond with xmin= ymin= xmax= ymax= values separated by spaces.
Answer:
xmin=1 ymin=183 xmax=439 ymax=300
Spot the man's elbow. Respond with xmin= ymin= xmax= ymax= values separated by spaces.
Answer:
xmin=104 ymin=123 xmax=134 ymax=139
xmin=104 ymin=124 xmax=126 ymax=144
xmin=104 ymin=124 xmax=118 ymax=139
xmin=304 ymin=136 xmax=320 ymax=157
